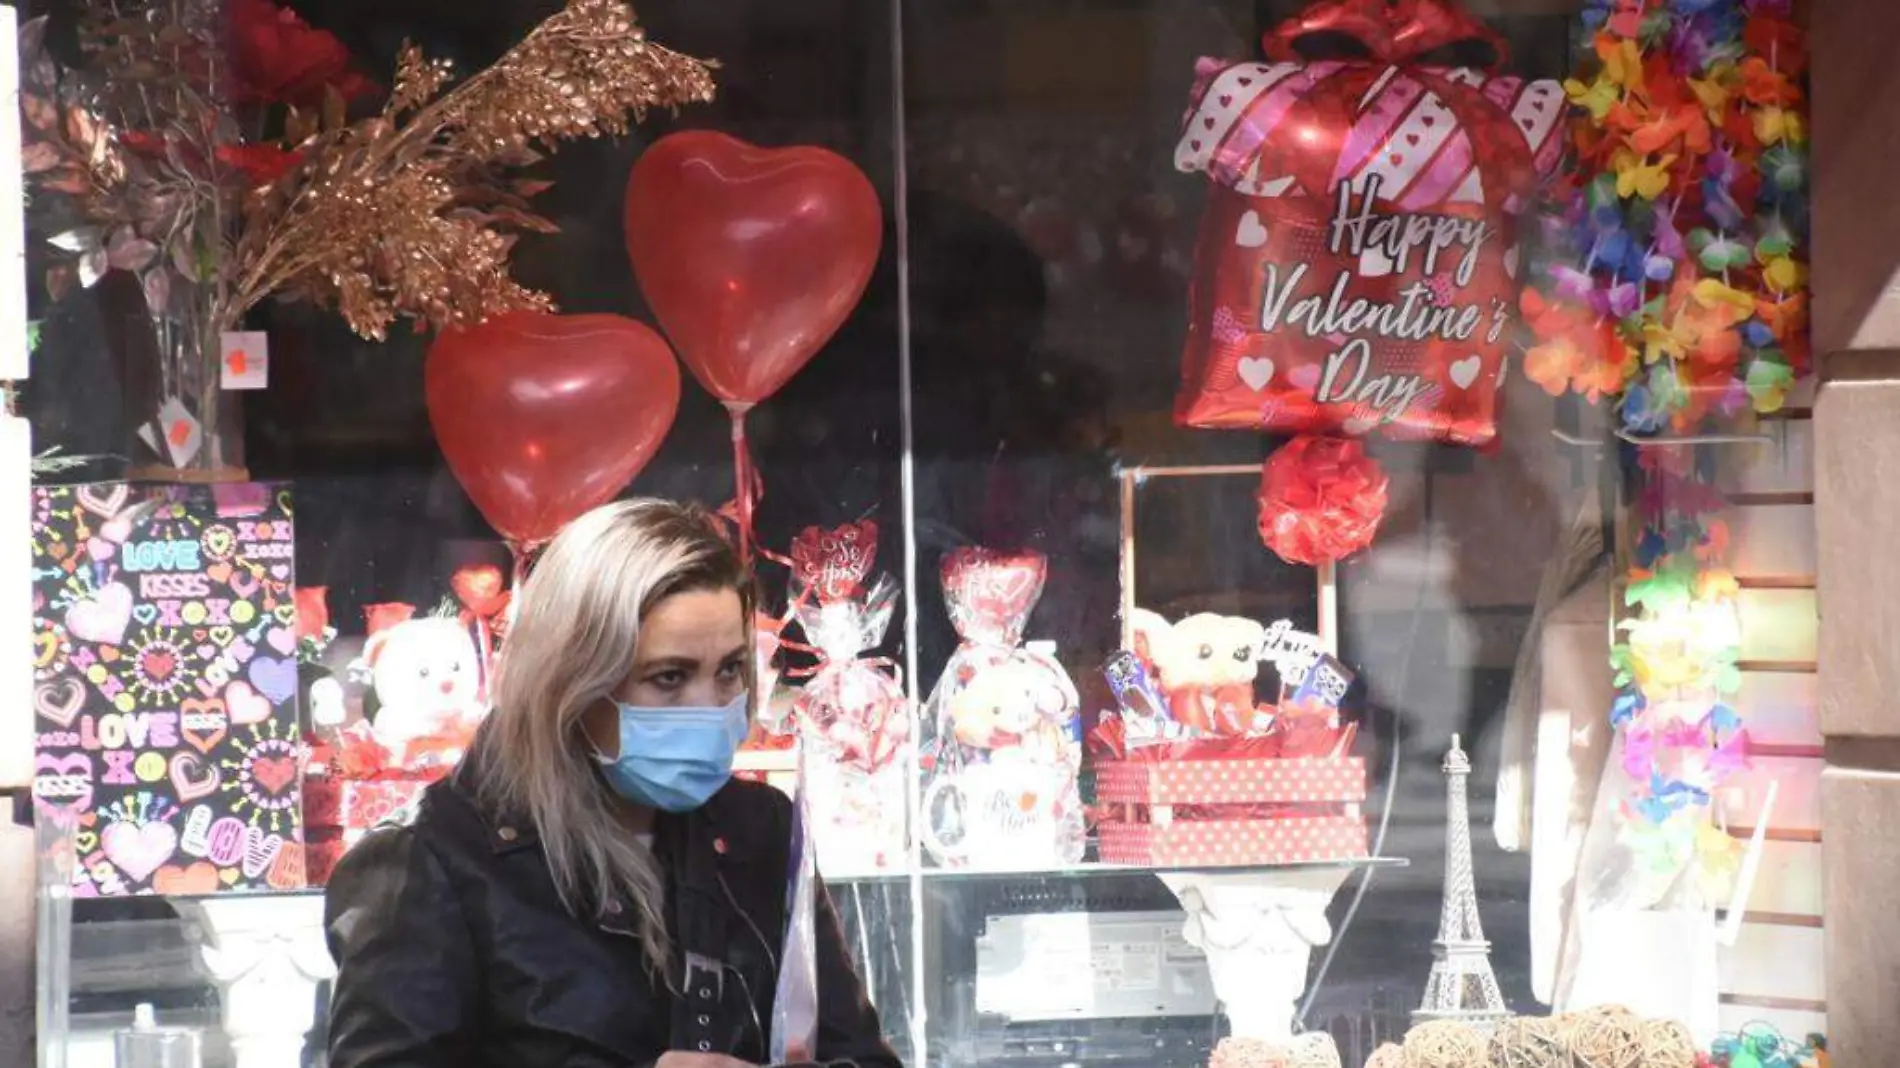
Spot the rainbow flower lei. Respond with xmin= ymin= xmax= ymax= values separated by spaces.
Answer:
xmin=1524 ymin=0 xmax=1809 ymax=432
xmin=1608 ymin=447 xmax=1748 ymax=896
xmin=1528 ymin=0 xmax=1808 ymax=902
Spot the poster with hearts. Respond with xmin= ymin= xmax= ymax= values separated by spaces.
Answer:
xmin=30 ymin=482 xmax=306 ymax=896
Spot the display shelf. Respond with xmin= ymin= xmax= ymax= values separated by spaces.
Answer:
xmin=826 ymin=855 xmax=1407 ymax=885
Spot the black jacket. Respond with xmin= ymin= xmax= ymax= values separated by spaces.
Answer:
xmin=323 ymin=759 xmax=901 ymax=1068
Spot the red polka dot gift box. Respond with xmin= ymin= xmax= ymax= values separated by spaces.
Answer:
xmin=1095 ymin=757 xmax=1368 ymax=867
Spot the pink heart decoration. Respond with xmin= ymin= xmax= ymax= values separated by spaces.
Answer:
xmin=169 ymin=752 xmax=220 ymax=803
xmin=101 ymin=820 xmax=179 ymax=884
xmin=265 ymin=626 xmax=296 ymax=656
xmin=66 ymin=583 xmax=133 ymax=646
xmin=34 ymin=679 xmax=85 ymax=728
xmin=224 ymin=681 xmax=272 ymax=726
xmin=75 ymin=484 xmax=130 ymax=519
xmin=33 ymin=752 xmax=93 ymax=815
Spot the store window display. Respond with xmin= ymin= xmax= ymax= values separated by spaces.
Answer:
xmin=0 ymin=0 xmax=1848 ymax=1066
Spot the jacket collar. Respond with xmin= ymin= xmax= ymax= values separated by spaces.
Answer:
xmin=450 ymin=735 xmax=732 ymax=921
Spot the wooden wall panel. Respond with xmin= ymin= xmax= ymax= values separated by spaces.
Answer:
xmin=1733 ymin=672 xmax=1821 ymax=750
xmin=1727 ymin=505 xmax=1818 ymax=581
xmin=1731 ymin=841 xmax=1826 ymax=918
xmin=1723 ymin=756 xmax=1823 ymax=834
xmin=1717 ymin=423 xmax=1814 ymax=497
xmin=1718 ymin=925 xmax=1827 ymax=1002
xmin=1738 ymin=590 xmax=1819 ymax=665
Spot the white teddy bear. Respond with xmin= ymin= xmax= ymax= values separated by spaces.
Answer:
xmin=360 ymin=616 xmax=486 ymax=767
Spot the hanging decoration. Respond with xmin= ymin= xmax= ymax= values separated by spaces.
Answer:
xmin=1606 ymin=447 xmax=1748 ymax=905
xmin=1173 ymin=0 xmax=1564 ymax=448
xmin=1256 ymin=434 xmax=1389 ymax=567
xmin=1526 ymin=0 xmax=1811 ymax=911
xmin=623 ymin=132 xmax=882 ymax=562
xmin=1523 ymin=0 xmax=1810 ymax=433
xmin=425 ymin=311 xmax=682 ymax=574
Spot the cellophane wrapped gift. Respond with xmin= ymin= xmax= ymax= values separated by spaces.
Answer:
xmin=921 ymin=548 xmax=1085 ymax=870
xmin=788 ymin=524 xmax=910 ymax=876
xmin=302 ymin=598 xmax=493 ymax=885
xmin=1093 ymin=612 xmax=1367 ymax=867
xmin=733 ymin=617 xmax=799 ymax=795
xmin=1173 ymin=0 xmax=1564 ymax=446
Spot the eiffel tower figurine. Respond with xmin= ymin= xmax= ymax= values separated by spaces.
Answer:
xmin=1413 ymin=734 xmax=1509 ymax=1031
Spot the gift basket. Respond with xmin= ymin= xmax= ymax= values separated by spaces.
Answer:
xmin=786 ymin=523 xmax=910 ymax=876
xmin=1092 ymin=609 xmax=1366 ymax=867
xmin=920 ymin=548 xmax=1085 ymax=870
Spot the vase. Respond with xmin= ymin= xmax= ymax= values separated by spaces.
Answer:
xmin=120 ymin=295 xmax=247 ymax=483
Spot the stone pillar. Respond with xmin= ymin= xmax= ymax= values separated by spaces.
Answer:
xmin=1811 ymin=4 xmax=1900 ymax=1065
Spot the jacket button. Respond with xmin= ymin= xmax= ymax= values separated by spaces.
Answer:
xmin=697 ymin=1041 xmax=711 ymax=1052
xmin=497 ymin=826 xmax=518 ymax=842
xmin=697 ymin=1014 xmax=710 ymax=1026
xmin=697 ymin=988 xmax=712 ymax=1000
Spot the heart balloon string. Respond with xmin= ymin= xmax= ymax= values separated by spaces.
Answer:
xmin=721 ymin=403 xmax=763 ymax=565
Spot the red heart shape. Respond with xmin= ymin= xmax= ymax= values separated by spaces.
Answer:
xmin=624 ymin=131 xmax=881 ymax=407
xmin=143 ymin=651 xmax=177 ymax=681
xmin=251 ymin=755 xmax=297 ymax=796
xmin=451 ymin=565 xmax=509 ymax=618
xmin=426 ymin=313 xmax=681 ymax=549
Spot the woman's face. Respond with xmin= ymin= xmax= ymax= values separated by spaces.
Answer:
xmin=583 ymin=587 xmax=750 ymax=758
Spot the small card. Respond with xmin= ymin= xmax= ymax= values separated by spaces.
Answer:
xmin=220 ymin=331 xmax=269 ymax=390
xmin=155 ymin=397 xmax=202 ymax=468
xmin=1258 ymin=618 xmax=1324 ymax=683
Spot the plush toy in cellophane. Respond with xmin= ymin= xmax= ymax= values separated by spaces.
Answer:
xmin=921 ymin=548 xmax=1084 ymax=870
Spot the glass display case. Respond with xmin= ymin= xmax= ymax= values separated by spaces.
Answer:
xmin=0 ymin=0 xmax=1846 ymax=1066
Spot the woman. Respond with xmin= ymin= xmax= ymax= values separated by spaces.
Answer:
xmin=325 ymin=499 xmax=901 ymax=1068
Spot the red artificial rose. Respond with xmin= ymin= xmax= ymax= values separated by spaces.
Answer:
xmin=215 ymin=142 xmax=305 ymax=186
xmin=294 ymin=586 xmax=329 ymax=642
xmin=1256 ymin=434 xmax=1389 ymax=567
xmin=230 ymin=0 xmax=379 ymax=107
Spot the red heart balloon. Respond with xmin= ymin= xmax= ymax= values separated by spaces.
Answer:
xmin=624 ymin=131 xmax=882 ymax=407
xmin=426 ymin=312 xmax=681 ymax=550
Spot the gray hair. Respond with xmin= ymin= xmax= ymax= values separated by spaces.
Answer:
xmin=476 ymin=498 xmax=752 ymax=979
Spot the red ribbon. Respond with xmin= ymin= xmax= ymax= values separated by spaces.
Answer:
xmin=1263 ymin=0 xmax=1509 ymax=69
xmin=720 ymin=403 xmax=764 ymax=565
xmin=1199 ymin=0 xmax=1536 ymax=211
xmin=1257 ymin=434 xmax=1389 ymax=566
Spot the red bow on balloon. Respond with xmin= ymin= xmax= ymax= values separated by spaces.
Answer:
xmin=1257 ymin=434 xmax=1389 ymax=567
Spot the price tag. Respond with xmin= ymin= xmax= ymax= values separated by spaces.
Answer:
xmin=220 ymin=331 xmax=269 ymax=390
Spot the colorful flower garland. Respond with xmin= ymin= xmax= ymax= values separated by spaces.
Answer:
xmin=1528 ymin=0 xmax=1809 ymax=902
xmin=1525 ymin=0 xmax=1809 ymax=433
xmin=1608 ymin=448 xmax=1747 ymax=895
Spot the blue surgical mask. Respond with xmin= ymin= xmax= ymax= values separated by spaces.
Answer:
xmin=591 ymin=693 xmax=751 ymax=812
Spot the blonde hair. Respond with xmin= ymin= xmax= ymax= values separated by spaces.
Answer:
xmin=476 ymin=498 xmax=752 ymax=978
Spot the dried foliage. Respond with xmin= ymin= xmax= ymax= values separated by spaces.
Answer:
xmin=229 ymin=0 xmax=718 ymax=339
xmin=18 ymin=0 xmax=718 ymax=341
